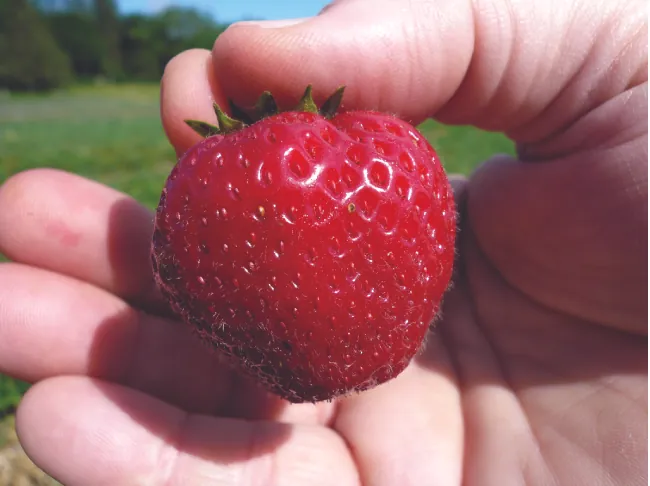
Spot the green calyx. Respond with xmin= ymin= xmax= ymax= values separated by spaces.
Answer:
xmin=185 ymin=84 xmax=346 ymax=138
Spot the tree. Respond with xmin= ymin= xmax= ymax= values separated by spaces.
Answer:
xmin=120 ymin=7 xmax=228 ymax=82
xmin=94 ymin=0 xmax=122 ymax=80
xmin=155 ymin=7 xmax=228 ymax=69
xmin=119 ymin=14 xmax=165 ymax=80
xmin=42 ymin=0 xmax=122 ymax=81
xmin=47 ymin=10 xmax=105 ymax=77
xmin=0 ymin=0 xmax=73 ymax=90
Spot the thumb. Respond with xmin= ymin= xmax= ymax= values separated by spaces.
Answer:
xmin=209 ymin=0 xmax=647 ymax=333
xmin=212 ymin=0 xmax=474 ymax=126
xmin=211 ymin=0 xmax=644 ymax=143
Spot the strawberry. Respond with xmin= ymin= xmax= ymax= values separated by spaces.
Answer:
xmin=151 ymin=86 xmax=456 ymax=403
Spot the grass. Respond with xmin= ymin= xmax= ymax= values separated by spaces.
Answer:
xmin=1 ymin=84 xmax=176 ymax=207
xmin=0 ymin=83 xmax=516 ymax=412
xmin=0 ymin=376 xmax=28 ymax=418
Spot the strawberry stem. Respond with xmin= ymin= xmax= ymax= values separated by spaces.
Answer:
xmin=228 ymin=91 xmax=279 ymax=125
xmin=213 ymin=103 xmax=245 ymax=134
xmin=184 ymin=85 xmax=347 ymax=139
xmin=254 ymin=91 xmax=279 ymax=119
xmin=228 ymin=100 xmax=254 ymax=125
xmin=185 ymin=119 xmax=221 ymax=137
xmin=294 ymin=85 xmax=319 ymax=114
xmin=319 ymin=86 xmax=346 ymax=118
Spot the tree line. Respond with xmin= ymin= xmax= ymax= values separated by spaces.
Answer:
xmin=0 ymin=0 xmax=231 ymax=91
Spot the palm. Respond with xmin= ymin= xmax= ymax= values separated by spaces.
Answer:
xmin=62 ymin=178 xmax=638 ymax=486
xmin=305 ymin=193 xmax=646 ymax=486
xmin=429 ymin=227 xmax=646 ymax=486
xmin=110 ymin=208 xmax=644 ymax=486
xmin=0 ymin=159 xmax=645 ymax=485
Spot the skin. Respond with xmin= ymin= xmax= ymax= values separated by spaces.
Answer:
xmin=0 ymin=0 xmax=646 ymax=484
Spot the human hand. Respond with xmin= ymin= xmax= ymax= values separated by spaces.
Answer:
xmin=0 ymin=0 xmax=646 ymax=484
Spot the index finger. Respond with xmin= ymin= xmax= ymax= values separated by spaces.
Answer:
xmin=160 ymin=48 xmax=227 ymax=157
xmin=0 ymin=168 xmax=164 ymax=314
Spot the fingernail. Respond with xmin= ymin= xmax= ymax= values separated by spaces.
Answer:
xmin=234 ymin=18 xmax=309 ymax=29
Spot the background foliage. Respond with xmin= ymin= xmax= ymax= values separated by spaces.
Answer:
xmin=1 ymin=0 xmax=228 ymax=90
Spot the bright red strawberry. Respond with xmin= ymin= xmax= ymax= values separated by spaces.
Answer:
xmin=151 ymin=86 xmax=456 ymax=403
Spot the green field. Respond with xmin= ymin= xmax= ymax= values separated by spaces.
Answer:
xmin=0 ymin=83 xmax=515 ymax=412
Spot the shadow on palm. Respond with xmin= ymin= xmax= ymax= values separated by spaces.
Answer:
xmin=89 ymin=181 xmax=645 ymax=469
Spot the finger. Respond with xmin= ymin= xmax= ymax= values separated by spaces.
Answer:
xmin=207 ymin=0 xmax=646 ymax=150
xmin=0 ymin=168 xmax=163 ymax=313
xmin=467 ymin=147 xmax=648 ymax=333
xmin=0 ymin=262 xmax=230 ymax=414
xmin=0 ymin=262 xmax=336 ymax=424
xmin=335 ymin=333 xmax=464 ymax=486
xmin=210 ymin=2 xmax=473 ymax=125
xmin=17 ymin=376 xmax=360 ymax=486
xmin=332 ymin=175 xmax=466 ymax=486
xmin=432 ymin=262 xmax=548 ymax=486
xmin=160 ymin=48 xmax=227 ymax=156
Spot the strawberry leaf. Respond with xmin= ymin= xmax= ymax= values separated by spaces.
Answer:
xmin=320 ymin=86 xmax=346 ymax=119
xmin=185 ymin=120 xmax=221 ymax=138
xmin=228 ymin=100 xmax=255 ymax=125
xmin=254 ymin=91 xmax=279 ymax=120
xmin=213 ymin=103 xmax=246 ymax=134
xmin=294 ymin=85 xmax=318 ymax=114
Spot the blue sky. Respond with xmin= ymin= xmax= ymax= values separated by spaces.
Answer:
xmin=117 ymin=0 xmax=330 ymax=22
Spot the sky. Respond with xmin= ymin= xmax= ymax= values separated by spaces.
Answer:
xmin=117 ymin=0 xmax=330 ymax=23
